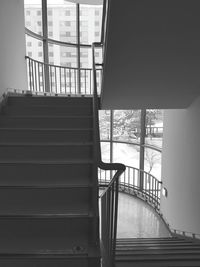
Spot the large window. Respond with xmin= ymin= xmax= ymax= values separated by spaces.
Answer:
xmin=99 ymin=109 xmax=163 ymax=181
xmin=24 ymin=0 xmax=102 ymax=68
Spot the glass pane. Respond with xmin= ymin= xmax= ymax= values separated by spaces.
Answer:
xmin=80 ymin=47 xmax=92 ymax=68
xmin=113 ymin=110 xmax=141 ymax=143
xmin=24 ymin=0 xmax=43 ymax=36
xmin=26 ymin=35 xmax=43 ymax=61
xmin=144 ymin=148 xmax=162 ymax=180
xmin=99 ymin=110 xmax=111 ymax=140
xmin=80 ymin=5 xmax=103 ymax=44
xmin=101 ymin=142 xmax=110 ymax=163
xmin=48 ymin=43 xmax=77 ymax=67
xmin=113 ymin=143 xmax=140 ymax=168
xmin=145 ymin=110 xmax=164 ymax=149
xmin=47 ymin=0 xmax=77 ymax=43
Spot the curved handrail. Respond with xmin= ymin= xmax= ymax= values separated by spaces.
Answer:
xmin=92 ymin=42 xmax=125 ymax=267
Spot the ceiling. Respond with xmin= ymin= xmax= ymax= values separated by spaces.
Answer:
xmin=102 ymin=0 xmax=200 ymax=109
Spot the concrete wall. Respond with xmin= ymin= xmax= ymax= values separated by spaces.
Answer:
xmin=102 ymin=0 xmax=200 ymax=109
xmin=161 ymin=97 xmax=200 ymax=234
xmin=0 ymin=0 xmax=27 ymax=95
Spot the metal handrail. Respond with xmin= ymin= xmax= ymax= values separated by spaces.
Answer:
xmin=25 ymin=56 xmax=102 ymax=95
xmin=99 ymin=165 xmax=162 ymax=211
xmin=92 ymin=42 xmax=125 ymax=267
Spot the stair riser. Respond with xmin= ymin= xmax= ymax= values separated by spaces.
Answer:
xmin=7 ymin=96 xmax=93 ymax=106
xmin=0 ymin=145 xmax=93 ymax=160
xmin=0 ymin=117 xmax=93 ymax=129
xmin=3 ymin=106 xmax=93 ymax=116
xmin=0 ymin=163 xmax=93 ymax=186
xmin=0 ymin=188 xmax=90 ymax=214
xmin=0 ymin=129 xmax=93 ymax=143
xmin=0 ymin=218 xmax=90 ymax=240
xmin=0 ymin=259 xmax=90 ymax=267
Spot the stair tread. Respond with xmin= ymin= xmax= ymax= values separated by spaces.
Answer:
xmin=0 ymin=127 xmax=93 ymax=131
xmin=0 ymin=142 xmax=93 ymax=146
xmin=0 ymin=212 xmax=93 ymax=218
xmin=0 ymin=115 xmax=93 ymax=118
xmin=0 ymin=159 xmax=94 ymax=164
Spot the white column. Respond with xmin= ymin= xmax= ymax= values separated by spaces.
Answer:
xmin=161 ymin=97 xmax=200 ymax=234
xmin=0 ymin=0 xmax=27 ymax=94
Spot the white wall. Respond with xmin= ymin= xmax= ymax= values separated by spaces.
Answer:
xmin=161 ymin=97 xmax=200 ymax=234
xmin=0 ymin=0 xmax=27 ymax=95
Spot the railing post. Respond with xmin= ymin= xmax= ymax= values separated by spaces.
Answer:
xmin=139 ymin=109 xmax=146 ymax=191
xmin=76 ymin=4 xmax=81 ymax=94
xmin=42 ymin=0 xmax=50 ymax=92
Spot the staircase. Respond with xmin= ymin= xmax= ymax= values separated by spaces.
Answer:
xmin=0 ymin=94 xmax=100 ymax=266
xmin=116 ymin=237 xmax=200 ymax=267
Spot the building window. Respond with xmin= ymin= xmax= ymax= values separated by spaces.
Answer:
xmin=48 ymin=21 xmax=53 ymax=26
xmin=48 ymin=10 xmax=52 ymax=16
xmin=37 ymin=21 xmax=42 ymax=26
xmin=37 ymin=11 xmax=41 ymax=16
xmin=26 ymin=10 xmax=31 ymax=16
xmin=65 ymin=10 xmax=70 ymax=16
xmin=27 ymin=42 xmax=32 ymax=47
xmin=38 ymin=52 xmax=43 ymax=57
xmin=28 ymin=52 xmax=32 ymax=57
xmin=26 ymin=21 xmax=31 ymax=27
xmin=49 ymin=52 xmax=54 ymax=57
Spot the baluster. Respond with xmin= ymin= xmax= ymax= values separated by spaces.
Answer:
xmin=59 ymin=67 xmax=62 ymax=94
xmin=69 ymin=68 xmax=72 ymax=94
xmin=28 ymin=58 xmax=32 ymax=92
xmin=50 ymin=65 xmax=53 ymax=93
xmin=55 ymin=66 xmax=57 ymax=94
xmin=64 ymin=67 xmax=67 ymax=94
xmin=31 ymin=59 xmax=34 ymax=91
xmin=74 ymin=69 xmax=77 ymax=94
xmin=34 ymin=61 xmax=37 ymax=92
xmin=85 ymin=69 xmax=87 ymax=95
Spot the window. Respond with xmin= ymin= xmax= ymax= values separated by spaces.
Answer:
xmin=48 ymin=10 xmax=52 ymax=16
xmin=65 ymin=10 xmax=70 ymax=16
xmin=26 ymin=10 xmax=30 ymax=16
xmin=38 ymin=52 xmax=43 ymax=57
xmin=28 ymin=52 xmax=32 ymax=57
xmin=95 ymin=10 xmax=99 ymax=16
xmin=37 ymin=11 xmax=41 ymax=16
xmin=26 ymin=21 xmax=31 ymax=27
xmin=49 ymin=52 xmax=54 ymax=57
xmin=37 ymin=21 xmax=42 ymax=26
xmin=27 ymin=42 xmax=32 ymax=47
xmin=48 ymin=21 xmax=53 ymax=26
xmin=95 ymin=21 xmax=99 ymax=26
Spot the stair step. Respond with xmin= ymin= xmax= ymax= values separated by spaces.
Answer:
xmin=0 ymin=217 xmax=91 ymax=251
xmin=0 ymin=128 xmax=93 ymax=143
xmin=116 ymin=260 xmax=200 ymax=267
xmin=7 ymin=96 xmax=93 ymax=106
xmin=116 ymin=248 xmax=200 ymax=255
xmin=0 ymin=143 xmax=93 ymax=160
xmin=0 ymin=187 xmax=91 ymax=215
xmin=0 ymin=116 xmax=93 ymax=128
xmin=3 ymin=105 xmax=93 ymax=116
xmin=0 ymin=253 xmax=100 ymax=267
xmin=0 ymin=161 xmax=93 ymax=186
xmin=116 ymin=254 xmax=200 ymax=261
